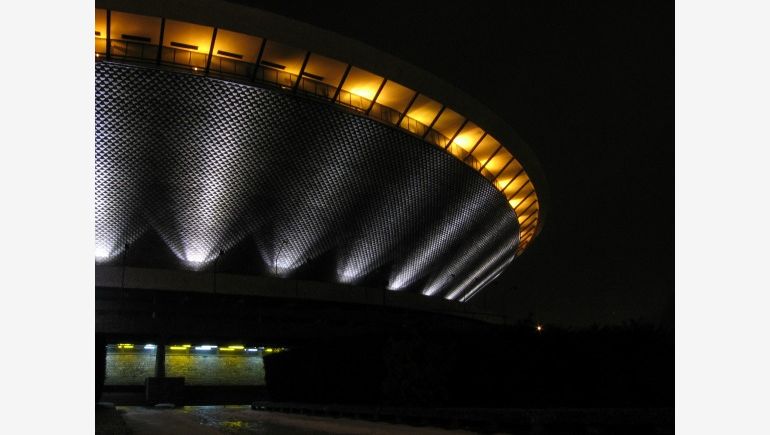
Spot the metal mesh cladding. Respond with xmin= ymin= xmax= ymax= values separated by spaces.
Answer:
xmin=95 ymin=62 xmax=520 ymax=300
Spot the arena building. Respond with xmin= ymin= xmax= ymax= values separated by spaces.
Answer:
xmin=95 ymin=0 xmax=548 ymax=320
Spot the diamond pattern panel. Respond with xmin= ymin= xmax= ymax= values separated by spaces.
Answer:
xmin=95 ymin=62 xmax=520 ymax=300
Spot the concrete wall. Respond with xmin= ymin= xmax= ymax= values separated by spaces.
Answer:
xmin=96 ymin=265 xmax=513 ymax=326
xmin=105 ymin=349 xmax=265 ymax=386
xmin=105 ymin=351 xmax=155 ymax=385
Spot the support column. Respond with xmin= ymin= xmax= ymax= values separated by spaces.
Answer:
xmin=96 ymin=333 xmax=106 ymax=402
xmin=146 ymin=337 xmax=183 ymax=405
xmin=155 ymin=337 xmax=166 ymax=378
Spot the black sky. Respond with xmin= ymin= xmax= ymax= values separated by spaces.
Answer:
xmin=233 ymin=1 xmax=674 ymax=327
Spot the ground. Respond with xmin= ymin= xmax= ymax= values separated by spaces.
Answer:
xmin=108 ymin=405 xmax=478 ymax=435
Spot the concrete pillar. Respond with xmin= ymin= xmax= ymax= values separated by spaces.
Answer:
xmin=155 ymin=338 xmax=166 ymax=378
xmin=96 ymin=334 xmax=107 ymax=402
xmin=146 ymin=337 xmax=183 ymax=405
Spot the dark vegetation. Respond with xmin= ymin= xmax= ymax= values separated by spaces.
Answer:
xmin=264 ymin=319 xmax=672 ymax=408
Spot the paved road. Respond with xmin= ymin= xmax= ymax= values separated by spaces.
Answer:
xmin=118 ymin=405 xmax=479 ymax=435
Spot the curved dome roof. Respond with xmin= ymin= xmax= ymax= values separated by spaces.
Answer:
xmin=96 ymin=62 xmax=517 ymax=300
xmin=94 ymin=0 xmax=548 ymax=302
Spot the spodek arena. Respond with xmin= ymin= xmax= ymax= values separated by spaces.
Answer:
xmin=95 ymin=0 xmax=548 ymax=307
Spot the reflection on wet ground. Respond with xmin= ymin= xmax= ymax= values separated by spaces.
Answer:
xmin=183 ymin=406 xmax=316 ymax=435
xmin=119 ymin=405 xmax=478 ymax=435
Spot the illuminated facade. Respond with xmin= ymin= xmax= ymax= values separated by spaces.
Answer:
xmin=95 ymin=1 xmax=548 ymax=303
xmin=105 ymin=343 xmax=269 ymax=386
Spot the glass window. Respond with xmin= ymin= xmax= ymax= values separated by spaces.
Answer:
xmin=212 ymin=29 xmax=263 ymax=64
xmin=518 ymin=211 xmax=538 ymax=228
xmin=483 ymin=148 xmax=512 ymax=174
xmin=494 ymin=159 xmax=523 ymax=190
xmin=431 ymin=108 xmax=465 ymax=139
xmin=95 ymin=9 xmax=107 ymax=54
xmin=451 ymin=122 xmax=484 ymax=153
xmin=402 ymin=94 xmax=442 ymax=127
xmin=515 ymin=195 xmax=538 ymax=216
xmin=163 ymin=19 xmax=214 ymax=55
xmin=95 ymin=8 xmax=107 ymax=40
xmin=304 ymin=53 xmax=348 ymax=87
xmin=508 ymin=181 xmax=534 ymax=208
xmin=471 ymin=135 xmax=501 ymax=166
xmin=340 ymin=67 xmax=384 ymax=101
xmin=375 ymin=81 xmax=416 ymax=114
xmin=111 ymin=11 xmax=162 ymax=45
xmin=502 ymin=172 xmax=529 ymax=197
xmin=261 ymin=40 xmax=307 ymax=75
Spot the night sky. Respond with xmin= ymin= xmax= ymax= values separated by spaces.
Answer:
xmin=235 ymin=1 xmax=674 ymax=327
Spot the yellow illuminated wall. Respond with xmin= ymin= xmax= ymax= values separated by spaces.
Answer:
xmin=213 ymin=29 xmax=263 ymax=64
xmin=303 ymin=53 xmax=348 ymax=87
xmin=375 ymin=81 xmax=416 ymax=113
xmin=403 ymin=94 xmax=442 ymax=127
xmin=105 ymin=346 xmax=265 ymax=386
xmin=432 ymin=108 xmax=465 ymax=139
xmin=340 ymin=67 xmax=385 ymax=101
xmin=95 ymin=9 xmax=107 ymax=54
xmin=163 ymin=19 xmax=214 ymax=54
xmin=261 ymin=40 xmax=307 ymax=75
xmin=452 ymin=122 xmax=485 ymax=152
xmin=111 ymin=11 xmax=162 ymax=45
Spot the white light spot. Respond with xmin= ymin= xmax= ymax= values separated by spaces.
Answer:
xmin=186 ymin=252 xmax=207 ymax=264
xmin=95 ymin=244 xmax=113 ymax=261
